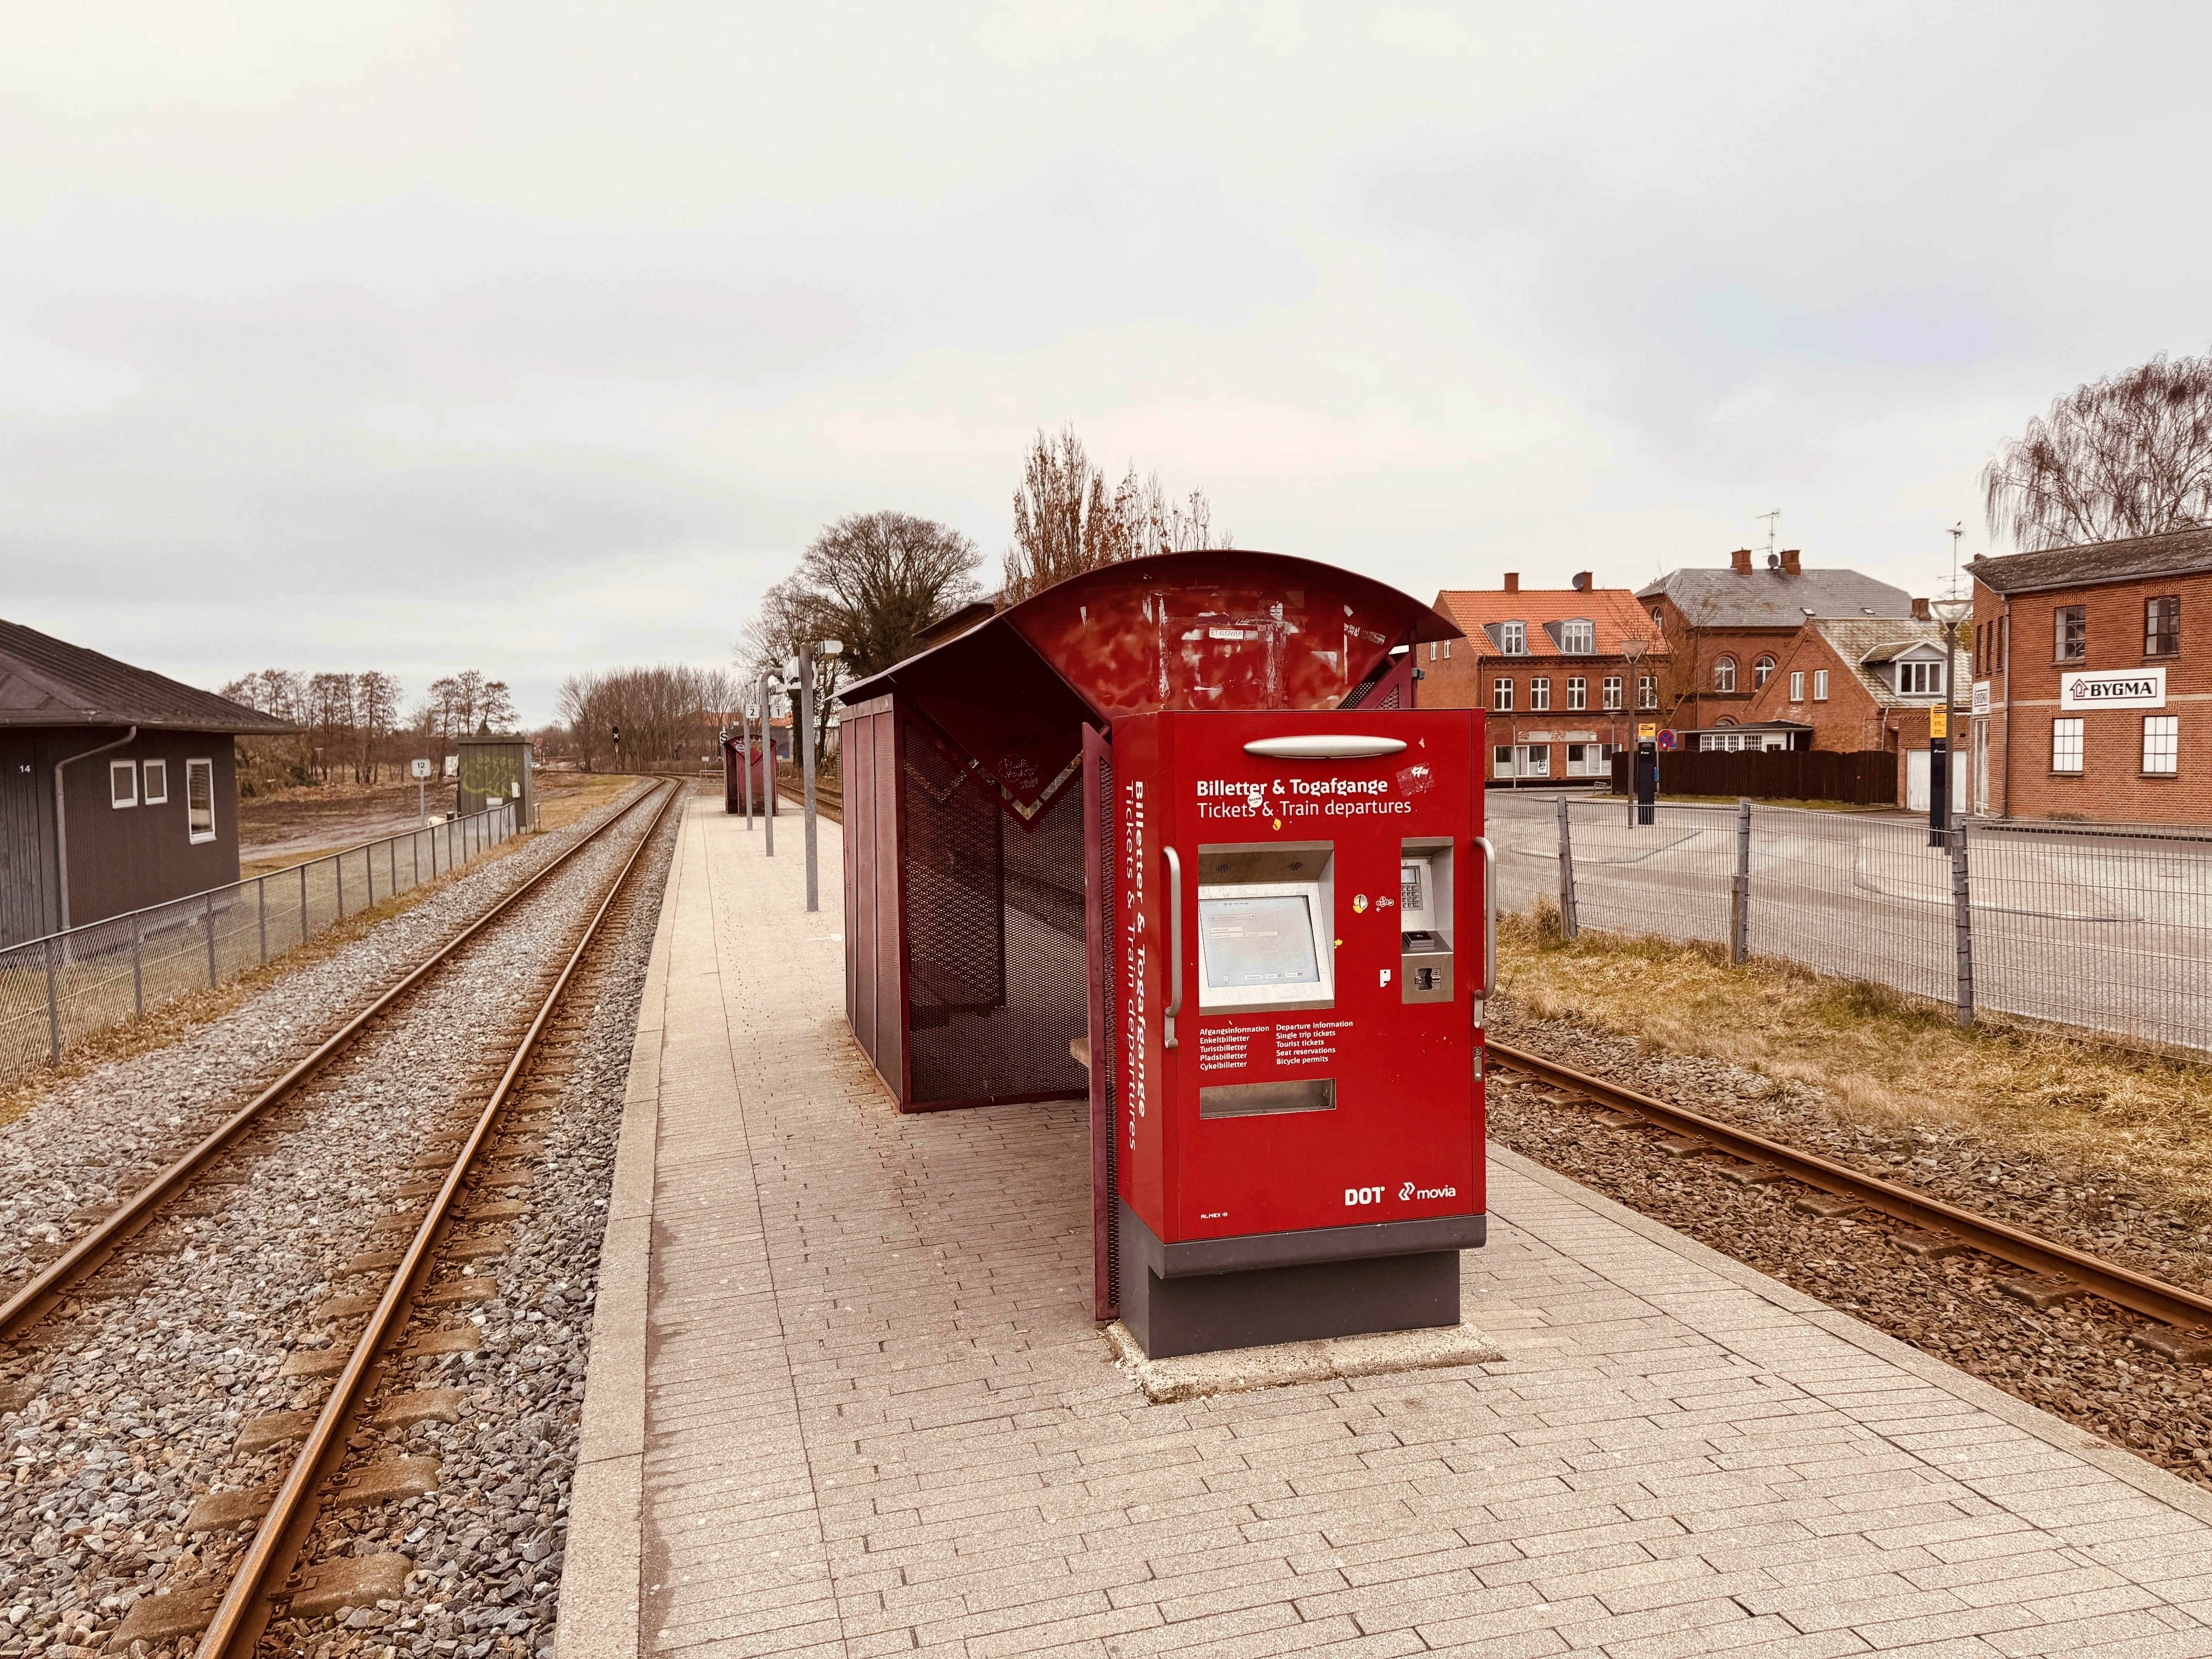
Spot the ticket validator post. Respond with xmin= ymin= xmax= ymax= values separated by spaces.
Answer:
xmin=1109 ymin=709 xmax=1491 ymax=1358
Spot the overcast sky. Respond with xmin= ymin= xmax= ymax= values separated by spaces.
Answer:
xmin=5 ymin=5 xmax=2208 ymax=725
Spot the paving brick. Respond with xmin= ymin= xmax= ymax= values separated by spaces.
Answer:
xmin=561 ymin=803 xmax=2212 ymax=1659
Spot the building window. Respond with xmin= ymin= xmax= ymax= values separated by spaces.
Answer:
xmin=1444 ymin=638 xmax=1451 ymax=658
xmin=1638 ymin=675 xmax=1657 ymax=709
xmin=1788 ymin=670 xmax=1805 ymax=702
xmin=1754 ymin=655 xmax=1776 ymax=688
xmin=1493 ymin=745 xmax=1514 ymax=773
xmin=1529 ymin=677 xmax=1551 ymax=711
xmin=1601 ymin=675 xmax=1623 ymax=710
xmin=143 ymin=759 xmax=168 ymax=804
xmin=186 ymin=758 xmax=216 ymax=842
xmin=1500 ymin=621 xmax=1525 ymax=654
xmin=1896 ymin=659 xmax=1944 ymax=696
xmin=1492 ymin=678 xmax=1513 ymax=712
xmin=2052 ymin=718 xmax=2083 ymax=774
xmin=2056 ymin=605 xmax=2086 ymax=660
xmin=110 ymin=760 xmax=138 ymax=808
xmin=1813 ymin=670 xmax=1829 ymax=701
xmin=2144 ymin=716 xmax=2179 ymax=775
xmin=1650 ymin=607 xmax=1663 ymax=631
xmin=1566 ymin=677 xmax=1587 ymax=710
xmin=1560 ymin=620 xmax=1595 ymax=654
xmin=1713 ymin=656 xmax=1737 ymax=692
xmin=2147 ymin=596 xmax=2180 ymax=658
xmin=1428 ymin=641 xmax=1437 ymax=660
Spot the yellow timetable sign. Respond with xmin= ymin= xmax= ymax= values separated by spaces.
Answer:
xmin=1929 ymin=705 xmax=1948 ymax=738
xmin=1637 ymin=723 xmax=1657 ymax=741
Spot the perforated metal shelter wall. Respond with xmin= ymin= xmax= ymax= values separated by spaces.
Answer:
xmin=902 ymin=718 xmax=1088 ymax=1107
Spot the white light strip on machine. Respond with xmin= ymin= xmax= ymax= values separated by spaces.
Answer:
xmin=1241 ymin=735 xmax=1407 ymax=760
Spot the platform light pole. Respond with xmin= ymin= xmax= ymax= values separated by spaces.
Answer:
xmin=742 ymin=701 xmax=755 ymax=829
xmin=1927 ymin=596 xmax=1972 ymax=847
xmin=757 ymin=675 xmax=774 ymax=856
xmin=791 ymin=639 xmax=843 ymax=914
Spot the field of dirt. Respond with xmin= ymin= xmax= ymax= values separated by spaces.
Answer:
xmin=237 ymin=770 xmax=635 ymax=876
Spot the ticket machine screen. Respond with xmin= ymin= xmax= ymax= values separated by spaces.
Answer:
xmin=1199 ymin=894 xmax=1322 ymax=991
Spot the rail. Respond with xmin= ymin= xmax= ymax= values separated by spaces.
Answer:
xmin=0 ymin=784 xmax=658 ymax=1343
xmin=0 ymin=799 xmax=523 ymax=1084
xmin=1489 ymin=1039 xmax=2212 ymax=1338
xmin=193 ymin=780 xmax=681 ymax=1657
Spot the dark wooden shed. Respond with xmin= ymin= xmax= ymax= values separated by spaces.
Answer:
xmin=834 ymin=550 xmax=1452 ymax=1116
xmin=0 ymin=618 xmax=294 ymax=947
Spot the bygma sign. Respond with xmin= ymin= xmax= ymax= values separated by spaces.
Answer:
xmin=2061 ymin=667 xmax=2166 ymax=711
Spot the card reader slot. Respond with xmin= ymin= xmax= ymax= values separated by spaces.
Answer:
xmin=1199 ymin=1078 xmax=1337 ymax=1118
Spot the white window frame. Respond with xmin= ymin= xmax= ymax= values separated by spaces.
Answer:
xmin=110 ymin=759 xmax=138 ymax=808
xmin=1528 ymin=677 xmax=1551 ymax=712
xmin=1638 ymin=675 xmax=1657 ymax=709
xmin=185 ymin=757 xmax=216 ymax=843
xmin=1560 ymin=619 xmax=1595 ymax=654
xmin=1492 ymin=745 xmax=1514 ymax=774
xmin=1499 ymin=621 xmax=1526 ymax=655
xmin=1443 ymin=638 xmax=1451 ymax=658
xmin=1788 ymin=670 xmax=1805 ymax=702
xmin=1602 ymin=675 xmax=1623 ymax=710
xmin=2143 ymin=715 xmax=2179 ymax=776
xmin=142 ymin=757 xmax=168 ymax=805
xmin=2052 ymin=718 xmax=2083 ymax=774
xmin=1566 ymin=676 xmax=1587 ymax=711
xmin=1492 ymin=678 xmax=1513 ymax=712
xmin=1813 ymin=669 xmax=1829 ymax=701
xmin=1713 ymin=656 xmax=1737 ymax=693
xmin=1754 ymin=655 xmax=1776 ymax=688
xmin=1896 ymin=659 xmax=1943 ymax=697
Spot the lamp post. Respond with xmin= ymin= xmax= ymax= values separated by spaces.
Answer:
xmin=1620 ymin=637 xmax=1656 ymax=825
xmin=1927 ymin=596 xmax=1972 ymax=847
xmin=742 ymin=701 xmax=756 ymax=829
xmin=792 ymin=639 xmax=844 ymax=912
xmin=757 ymin=676 xmax=774 ymax=855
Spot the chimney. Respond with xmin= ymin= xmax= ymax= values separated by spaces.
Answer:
xmin=1503 ymin=572 xmax=1519 ymax=593
xmin=1729 ymin=548 xmax=1754 ymax=574
xmin=1571 ymin=570 xmax=1592 ymax=592
xmin=1911 ymin=597 xmax=1930 ymax=621
xmin=1779 ymin=548 xmax=1801 ymax=575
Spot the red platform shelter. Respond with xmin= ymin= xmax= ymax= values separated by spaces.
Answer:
xmin=838 ymin=551 xmax=1477 ymax=1346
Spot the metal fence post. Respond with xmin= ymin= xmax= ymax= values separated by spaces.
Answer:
xmin=336 ymin=852 xmax=345 ymax=921
xmin=1952 ymin=822 xmax=1975 ymax=1025
xmin=1555 ymin=795 xmax=1579 ymax=938
xmin=204 ymin=892 xmax=218 ymax=988
xmin=301 ymin=861 xmax=310 ymax=945
xmin=46 ymin=936 xmax=60 ymax=1061
xmin=1730 ymin=798 xmax=1752 ymax=965
xmin=258 ymin=876 xmax=268 ymax=964
xmin=132 ymin=913 xmax=144 ymax=1016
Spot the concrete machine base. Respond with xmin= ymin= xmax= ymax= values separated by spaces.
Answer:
xmin=1116 ymin=1200 xmax=1487 ymax=1360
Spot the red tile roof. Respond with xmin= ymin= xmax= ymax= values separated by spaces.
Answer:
xmin=1432 ymin=589 xmax=1667 ymax=658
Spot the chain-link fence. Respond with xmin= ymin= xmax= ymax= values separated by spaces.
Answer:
xmin=1487 ymin=793 xmax=2212 ymax=1054
xmin=0 ymin=800 xmax=520 ymax=1084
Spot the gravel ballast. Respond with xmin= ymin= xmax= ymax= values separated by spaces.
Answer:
xmin=0 ymin=783 xmax=685 ymax=1658
xmin=1486 ymin=999 xmax=2212 ymax=1493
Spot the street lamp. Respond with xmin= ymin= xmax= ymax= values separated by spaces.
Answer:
xmin=1927 ymin=596 xmax=1972 ymax=846
xmin=1619 ymin=637 xmax=1656 ymax=826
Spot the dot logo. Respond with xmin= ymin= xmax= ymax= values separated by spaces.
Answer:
xmin=1344 ymin=1185 xmax=1385 ymax=1207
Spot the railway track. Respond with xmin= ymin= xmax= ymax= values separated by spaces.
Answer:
xmin=1489 ymin=1038 xmax=2212 ymax=1359
xmin=0 ymin=780 xmax=682 ymax=1656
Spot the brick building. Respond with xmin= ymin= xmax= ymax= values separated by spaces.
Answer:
xmin=1638 ymin=548 xmax=1914 ymax=732
xmin=1422 ymin=574 xmax=1665 ymax=785
xmin=1966 ymin=528 xmax=2211 ymax=825
xmin=1737 ymin=617 xmax=1970 ymax=810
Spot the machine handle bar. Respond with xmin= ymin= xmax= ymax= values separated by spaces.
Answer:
xmin=1472 ymin=835 xmax=1496 ymax=1008
xmin=1163 ymin=845 xmax=1183 ymax=1049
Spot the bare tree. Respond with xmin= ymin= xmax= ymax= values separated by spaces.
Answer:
xmin=481 ymin=680 xmax=517 ymax=733
xmin=740 ymin=576 xmax=848 ymax=761
xmin=1003 ymin=424 xmax=1230 ymax=601
xmin=354 ymin=671 xmax=402 ymax=782
xmin=796 ymin=511 xmax=980 ymax=678
xmin=555 ymin=664 xmax=733 ymax=770
xmin=1983 ymin=350 xmax=2212 ymax=550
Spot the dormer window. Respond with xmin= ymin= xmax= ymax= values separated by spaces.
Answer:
xmin=1896 ymin=660 xmax=1944 ymax=697
xmin=1499 ymin=621 xmax=1526 ymax=655
xmin=1559 ymin=619 xmax=1595 ymax=654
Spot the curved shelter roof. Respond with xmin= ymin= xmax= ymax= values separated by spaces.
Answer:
xmin=840 ymin=549 xmax=1460 ymax=821
xmin=0 ymin=616 xmax=295 ymax=733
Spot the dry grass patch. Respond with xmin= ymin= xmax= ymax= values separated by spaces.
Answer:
xmin=535 ymin=771 xmax=639 ymax=832
xmin=1498 ymin=902 xmax=2212 ymax=1202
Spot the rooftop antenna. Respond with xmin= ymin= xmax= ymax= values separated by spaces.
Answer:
xmin=1947 ymin=521 xmax=1964 ymax=599
xmin=1757 ymin=509 xmax=1781 ymax=562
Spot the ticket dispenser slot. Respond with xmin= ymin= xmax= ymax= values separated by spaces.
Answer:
xmin=1399 ymin=837 xmax=1455 ymax=1004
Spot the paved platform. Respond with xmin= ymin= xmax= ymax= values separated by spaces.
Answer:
xmin=563 ymin=800 xmax=2212 ymax=1659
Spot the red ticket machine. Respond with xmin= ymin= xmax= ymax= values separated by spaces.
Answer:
xmin=1111 ymin=707 xmax=1492 ymax=1357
